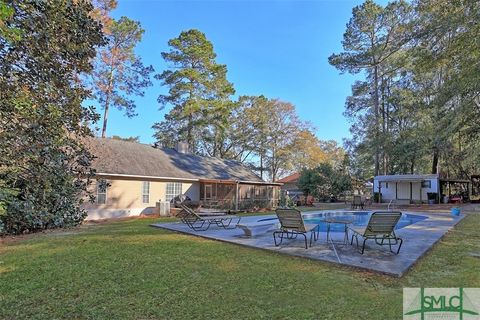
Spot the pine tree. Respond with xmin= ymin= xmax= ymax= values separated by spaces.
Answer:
xmin=92 ymin=15 xmax=154 ymax=138
xmin=154 ymin=29 xmax=235 ymax=153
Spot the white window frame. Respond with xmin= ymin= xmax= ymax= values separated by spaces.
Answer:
xmin=421 ymin=180 xmax=431 ymax=188
xmin=166 ymin=182 xmax=182 ymax=202
xmin=96 ymin=179 xmax=107 ymax=204
xmin=142 ymin=181 xmax=150 ymax=204
xmin=204 ymin=184 xmax=213 ymax=200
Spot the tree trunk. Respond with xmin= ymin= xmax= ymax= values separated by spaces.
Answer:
xmin=101 ymin=97 xmax=110 ymax=138
xmin=101 ymin=73 xmax=114 ymax=138
xmin=260 ymin=155 xmax=263 ymax=180
xmin=431 ymin=148 xmax=439 ymax=174
xmin=373 ymin=65 xmax=380 ymax=177
xmin=381 ymin=76 xmax=387 ymax=175
xmin=271 ymin=147 xmax=277 ymax=182
xmin=187 ymin=114 xmax=193 ymax=151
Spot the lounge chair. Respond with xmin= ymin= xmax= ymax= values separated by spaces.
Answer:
xmin=348 ymin=211 xmax=403 ymax=254
xmin=177 ymin=205 xmax=241 ymax=231
xmin=351 ymin=195 xmax=364 ymax=210
xmin=273 ymin=208 xmax=319 ymax=249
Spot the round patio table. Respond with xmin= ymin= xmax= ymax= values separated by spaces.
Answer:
xmin=321 ymin=218 xmax=353 ymax=245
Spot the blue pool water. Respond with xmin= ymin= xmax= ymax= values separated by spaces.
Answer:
xmin=260 ymin=211 xmax=428 ymax=232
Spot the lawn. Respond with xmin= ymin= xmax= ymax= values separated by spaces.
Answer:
xmin=0 ymin=212 xmax=478 ymax=319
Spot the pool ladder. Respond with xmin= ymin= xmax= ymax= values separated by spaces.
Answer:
xmin=387 ymin=199 xmax=396 ymax=210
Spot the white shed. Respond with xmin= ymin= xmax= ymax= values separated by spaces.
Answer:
xmin=373 ymin=174 xmax=439 ymax=204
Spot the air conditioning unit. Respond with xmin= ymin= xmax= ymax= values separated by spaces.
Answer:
xmin=156 ymin=201 xmax=171 ymax=217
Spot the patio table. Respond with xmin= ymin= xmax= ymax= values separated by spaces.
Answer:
xmin=321 ymin=218 xmax=353 ymax=245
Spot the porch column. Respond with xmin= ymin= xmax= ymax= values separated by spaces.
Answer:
xmin=235 ymin=182 xmax=239 ymax=211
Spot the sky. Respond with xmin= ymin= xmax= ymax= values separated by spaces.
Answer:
xmin=96 ymin=0 xmax=385 ymax=145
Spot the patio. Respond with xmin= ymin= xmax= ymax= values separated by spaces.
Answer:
xmin=151 ymin=210 xmax=464 ymax=277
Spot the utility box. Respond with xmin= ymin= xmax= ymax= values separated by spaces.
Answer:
xmin=156 ymin=201 xmax=171 ymax=217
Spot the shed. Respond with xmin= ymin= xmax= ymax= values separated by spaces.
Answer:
xmin=373 ymin=174 xmax=439 ymax=204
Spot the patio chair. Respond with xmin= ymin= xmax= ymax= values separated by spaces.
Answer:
xmin=273 ymin=208 xmax=319 ymax=249
xmin=177 ymin=205 xmax=241 ymax=231
xmin=351 ymin=195 xmax=364 ymax=210
xmin=348 ymin=211 xmax=403 ymax=254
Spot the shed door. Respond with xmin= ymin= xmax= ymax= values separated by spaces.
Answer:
xmin=397 ymin=182 xmax=410 ymax=200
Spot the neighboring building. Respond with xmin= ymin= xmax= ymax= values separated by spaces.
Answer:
xmin=373 ymin=174 xmax=439 ymax=204
xmin=277 ymin=173 xmax=303 ymax=197
xmin=83 ymin=138 xmax=281 ymax=220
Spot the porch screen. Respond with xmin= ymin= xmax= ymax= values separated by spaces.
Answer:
xmin=166 ymin=182 xmax=182 ymax=201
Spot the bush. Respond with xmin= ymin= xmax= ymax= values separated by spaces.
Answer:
xmin=0 ymin=169 xmax=89 ymax=235
xmin=279 ymin=192 xmax=296 ymax=208
xmin=0 ymin=1 xmax=102 ymax=235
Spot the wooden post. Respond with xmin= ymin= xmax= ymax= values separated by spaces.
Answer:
xmin=378 ymin=181 xmax=382 ymax=203
xmin=235 ymin=182 xmax=239 ymax=211
xmin=410 ymin=182 xmax=413 ymax=204
xmin=420 ymin=181 xmax=422 ymax=204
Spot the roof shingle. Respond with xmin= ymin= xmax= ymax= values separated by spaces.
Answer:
xmin=86 ymin=138 xmax=263 ymax=182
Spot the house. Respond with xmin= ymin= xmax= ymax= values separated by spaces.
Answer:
xmin=373 ymin=174 xmax=439 ymax=204
xmin=276 ymin=173 xmax=303 ymax=197
xmin=83 ymin=138 xmax=281 ymax=220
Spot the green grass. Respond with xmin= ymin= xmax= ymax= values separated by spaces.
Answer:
xmin=0 ymin=213 xmax=478 ymax=319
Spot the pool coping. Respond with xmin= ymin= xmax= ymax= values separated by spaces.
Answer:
xmin=151 ymin=210 xmax=465 ymax=277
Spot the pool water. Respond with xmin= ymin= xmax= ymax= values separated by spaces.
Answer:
xmin=260 ymin=211 xmax=428 ymax=233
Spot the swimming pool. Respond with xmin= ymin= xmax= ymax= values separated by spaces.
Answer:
xmin=259 ymin=211 xmax=428 ymax=232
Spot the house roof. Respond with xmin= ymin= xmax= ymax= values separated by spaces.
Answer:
xmin=86 ymin=138 xmax=265 ymax=183
xmin=374 ymin=174 xmax=439 ymax=182
xmin=276 ymin=172 xmax=300 ymax=183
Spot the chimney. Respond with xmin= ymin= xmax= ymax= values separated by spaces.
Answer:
xmin=175 ymin=141 xmax=189 ymax=154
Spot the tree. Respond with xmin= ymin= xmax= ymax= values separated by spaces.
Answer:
xmin=198 ymin=95 xmax=268 ymax=162
xmin=297 ymin=164 xmax=352 ymax=200
xmin=411 ymin=0 xmax=480 ymax=177
xmin=111 ymin=135 xmax=140 ymax=143
xmin=289 ymin=130 xmax=328 ymax=172
xmin=329 ymin=0 xmax=413 ymax=176
xmin=256 ymin=99 xmax=309 ymax=181
xmin=0 ymin=1 xmax=20 ymax=41
xmin=155 ymin=29 xmax=235 ymax=153
xmin=335 ymin=0 xmax=480 ymax=181
xmin=92 ymin=15 xmax=154 ymax=138
xmin=0 ymin=0 xmax=104 ymax=234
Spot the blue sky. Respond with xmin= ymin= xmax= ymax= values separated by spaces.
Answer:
xmin=96 ymin=0 xmax=384 ymax=144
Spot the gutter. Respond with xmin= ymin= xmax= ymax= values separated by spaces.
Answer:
xmin=94 ymin=173 xmax=283 ymax=185
xmin=238 ymin=180 xmax=283 ymax=186
xmin=94 ymin=172 xmax=199 ymax=182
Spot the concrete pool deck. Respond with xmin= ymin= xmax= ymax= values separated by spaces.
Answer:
xmin=151 ymin=211 xmax=464 ymax=277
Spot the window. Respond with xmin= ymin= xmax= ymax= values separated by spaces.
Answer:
xmin=166 ymin=182 xmax=182 ymax=201
xmin=385 ymin=182 xmax=389 ymax=189
xmin=204 ymin=184 xmax=213 ymax=200
xmin=245 ymin=186 xmax=252 ymax=199
xmin=422 ymin=180 xmax=431 ymax=188
xmin=142 ymin=181 xmax=150 ymax=204
xmin=96 ymin=179 xmax=107 ymax=204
